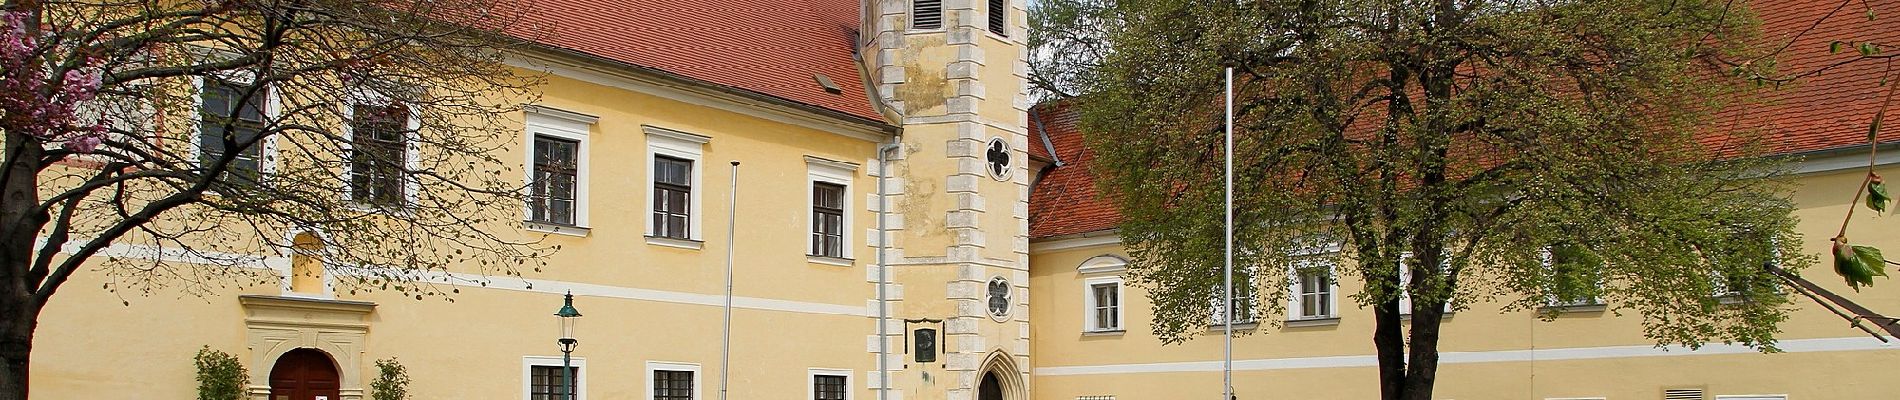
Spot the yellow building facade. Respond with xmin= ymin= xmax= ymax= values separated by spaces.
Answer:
xmin=22 ymin=1 xmax=1900 ymax=400
xmin=1027 ymin=164 xmax=1900 ymax=400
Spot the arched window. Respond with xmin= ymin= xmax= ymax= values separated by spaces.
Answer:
xmin=289 ymin=232 xmax=325 ymax=295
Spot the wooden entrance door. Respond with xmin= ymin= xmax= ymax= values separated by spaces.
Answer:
xmin=269 ymin=348 xmax=341 ymax=400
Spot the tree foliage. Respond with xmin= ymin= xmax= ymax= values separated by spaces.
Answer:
xmin=1032 ymin=0 xmax=1811 ymax=398
xmin=372 ymin=357 xmax=411 ymax=400
xmin=193 ymin=346 xmax=246 ymax=400
xmin=0 ymin=0 xmax=553 ymax=398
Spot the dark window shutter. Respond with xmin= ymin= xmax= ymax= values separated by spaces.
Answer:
xmin=913 ymin=0 xmax=943 ymax=30
xmin=987 ymin=0 xmax=1007 ymax=36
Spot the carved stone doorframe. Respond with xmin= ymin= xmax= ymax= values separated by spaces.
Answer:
xmin=239 ymin=295 xmax=375 ymax=400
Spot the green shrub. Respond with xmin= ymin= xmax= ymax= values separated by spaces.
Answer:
xmin=194 ymin=346 xmax=248 ymax=400
xmin=371 ymin=357 xmax=411 ymax=400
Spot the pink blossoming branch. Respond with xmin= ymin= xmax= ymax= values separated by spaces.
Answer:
xmin=0 ymin=10 xmax=106 ymax=154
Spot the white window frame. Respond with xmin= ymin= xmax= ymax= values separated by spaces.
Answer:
xmin=807 ymin=156 xmax=857 ymax=261
xmin=1398 ymin=251 xmax=1453 ymax=315
xmin=1288 ymin=259 xmax=1339 ymax=320
xmin=189 ymin=74 xmax=281 ymax=178
xmin=521 ymin=106 xmax=597 ymax=236
xmin=644 ymin=126 xmax=710 ymax=248
xmin=1210 ymin=264 xmax=1260 ymax=326
xmin=806 ymin=368 xmax=854 ymax=400
xmin=1083 ymin=276 xmax=1124 ymax=332
xmin=339 ymin=89 xmax=421 ymax=209
xmin=1714 ymin=395 xmax=1787 ymax=400
xmin=522 ymin=355 xmax=588 ymax=400
xmin=646 ymin=361 xmax=702 ymax=400
xmin=1539 ymin=247 xmax=1606 ymax=308
xmin=1717 ymin=236 xmax=1784 ymax=299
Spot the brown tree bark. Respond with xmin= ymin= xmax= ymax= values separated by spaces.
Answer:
xmin=0 ymin=129 xmax=47 ymax=400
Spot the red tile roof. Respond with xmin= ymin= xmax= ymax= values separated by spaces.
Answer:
xmin=521 ymin=0 xmax=884 ymax=124
xmin=1726 ymin=0 xmax=1900 ymax=155
xmin=1027 ymin=0 xmax=1900 ymax=239
xmin=1028 ymin=101 xmax=1122 ymax=238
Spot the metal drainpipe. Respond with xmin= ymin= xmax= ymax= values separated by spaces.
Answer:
xmin=875 ymin=138 xmax=900 ymax=400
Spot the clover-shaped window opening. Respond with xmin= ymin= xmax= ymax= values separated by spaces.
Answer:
xmin=987 ymin=277 xmax=1012 ymax=319
xmin=985 ymin=137 xmax=1012 ymax=181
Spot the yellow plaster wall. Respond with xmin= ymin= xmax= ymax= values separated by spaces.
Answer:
xmin=894 ymin=124 xmax=960 ymax=258
xmin=29 ymin=60 xmax=887 ymax=400
xmin=1028 ymin=166 xmax=1900 ymax=399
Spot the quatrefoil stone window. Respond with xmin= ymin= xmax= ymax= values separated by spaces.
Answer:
xmin=985 ymin=137 xmax=1012 ymax=181
xmin=987 ymin=276 xmax=1012 ymax=320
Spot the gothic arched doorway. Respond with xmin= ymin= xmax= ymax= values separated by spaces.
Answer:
xmin=979 ymin=372 xmax=1004 ymax=400
xmin=270 ymin=348 xmax=341 ymax=400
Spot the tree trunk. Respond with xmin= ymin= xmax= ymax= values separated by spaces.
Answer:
xmin=1372 ymin=298 xmax=1406 ymax=400
xmin=0 ymin=131 xmax=44 ymax=400
xmin=1401 ymin=302 xmax=1446 ymax=400
xmin=0 ymin=297 xmax=33 ymax=400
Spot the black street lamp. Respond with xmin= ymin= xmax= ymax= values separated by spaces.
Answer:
xmin=554 ymin=291 xmax=582 ymax=400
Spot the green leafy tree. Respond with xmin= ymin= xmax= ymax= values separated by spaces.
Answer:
xmin=371 ymin=357 xmax=411 ymax=400
xmin=193 ymin=346 xmax=246 ymax=400
xmin=1032 ymin=1 xmax=1811 ymax=399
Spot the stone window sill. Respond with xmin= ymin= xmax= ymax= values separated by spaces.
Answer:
xmin=1285 ymin=317 xmax=1342 ymax=328
xmin=645 ymin=235 xmax=703 ymax=250
xmin=524 ymin=221 xmax=590 ymax=237
xmin=807 ymin=255 xmax=854 ymax=267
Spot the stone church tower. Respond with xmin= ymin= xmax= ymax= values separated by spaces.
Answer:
xmin=860 ymin=0 xmax=1033 ymax=399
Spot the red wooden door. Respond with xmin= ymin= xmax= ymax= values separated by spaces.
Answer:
xmin=269 ymin=349 xmax=342 ymax=400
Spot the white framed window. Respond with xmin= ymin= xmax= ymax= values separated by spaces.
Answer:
xmin=807 ymin=368 xmax=852 ymax=400
xmin=1717 ymin=234 xmax=1783 ymax=299
xmin=807 ymin=157 xmax=857 ymax=260
xmin=522 ymin=106 xmax=596 ymax=235
xmin=1289 ymin=259 xmax=1338 ymax=320
xmin=1714 ymin=395 xmax=1787 ymax=400
xmin=1540 ymin=246 xmax=1605 ymax=308
xmin=647 ymin=361 xmax=701 ymax=400
xmin=191 ymin=75 xmax=279 ymax=184
xmin=523 ymin=355 xmax=587 ymax=400
xmin=341 ymin=89 xmax=420 ymax=209
xmin=645 ymin=126 xmax=709 ymax=248
xmin=1211 ymin=265 xmax=1259 ymax=325
xmin=1398 ymin=251 xmax=1453 ymax=315
xmin=1083 ymin=276 xmax=1123 ymax=332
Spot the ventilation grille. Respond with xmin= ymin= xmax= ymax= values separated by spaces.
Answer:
xmin=987 ymin=0 xmax=1007 ymax=36
xmin=912 ymin=0 xmax=943 ymax=30
xmin=1664 ymin=388 xmax=1705 ymax=400
xmin=1076 ymin=396 xmax=1115 ymax=400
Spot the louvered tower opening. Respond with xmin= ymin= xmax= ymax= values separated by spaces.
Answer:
xmin=987 ymin=0 xmax=1007 ymax=36
xmin=913 ymin=0 xmax=943 ymax=30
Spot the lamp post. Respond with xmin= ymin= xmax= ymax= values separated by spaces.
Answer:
xmin=555 ymin=291 xmax=582 ymax=400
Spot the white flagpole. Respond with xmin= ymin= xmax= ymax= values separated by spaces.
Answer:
xmin=1222 ymin=67 xmax=1235 ymax=400
xmin=721 ymin=161 xmax=739 ymax=400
